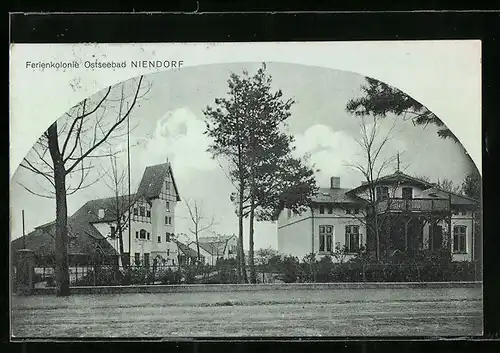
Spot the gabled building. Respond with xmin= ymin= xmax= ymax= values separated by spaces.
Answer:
xmin=276 ymin=171 xmax=480 ymax=263
xmin=12 ymin=162 xmax=181 ymax=267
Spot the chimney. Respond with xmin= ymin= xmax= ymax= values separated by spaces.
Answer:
xmin=330 ymin=177 xmax=340 ymax=189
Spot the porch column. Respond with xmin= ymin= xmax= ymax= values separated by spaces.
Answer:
xmin=15 ymin=249 xmax=36 ymax=295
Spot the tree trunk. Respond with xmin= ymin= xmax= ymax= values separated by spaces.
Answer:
xmin=238 ymin=183 xmax=248 ymax=283
xmin=118 ymin=226 xmax=126 ymax=268
xmin=249 ymin=196 xmax=256 ymax=284
xmin=47 ymin=121 xmax=70 ymax=296
xmin=195 ymin=227 xmax=201 ymax=263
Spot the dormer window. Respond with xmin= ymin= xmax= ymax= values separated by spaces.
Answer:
xmin=402 ymin=187 xmax=413 ymax=200
xmin=319 ymin=205 xmax=325 ymax=214
xmin=139 ymin=206 xmax=145 ymax=217
xmin=376 ymin=186 xmax=389 ymax=201
xmin=98 ymin=209 xmax=105 ymax=219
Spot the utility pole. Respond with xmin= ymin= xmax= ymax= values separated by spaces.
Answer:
xmin=22 ymin=210 xmax=26 ymax=249
xmin=127 ymin=104 xmax=132 ymax=267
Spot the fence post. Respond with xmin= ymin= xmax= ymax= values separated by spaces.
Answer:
xmin=15 ymin=249 xmax=35 ymax=295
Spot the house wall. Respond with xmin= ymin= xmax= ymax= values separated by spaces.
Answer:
xmin=277 ymin=206 xmax=366 ymax=262
xmin=277 ymin=208 xmax=313 ymax=260
xmin=421 ymin=211 xmax=474 ymax=262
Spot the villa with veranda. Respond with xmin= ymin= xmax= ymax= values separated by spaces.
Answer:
xmin=11 ymin=162 xmax=181 ymax=268
xmin=276 ymin=170 xmax=480 ymax=263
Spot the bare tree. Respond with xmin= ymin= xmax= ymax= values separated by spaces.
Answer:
xmin=18 ymin=76 xmax=149 ymax=296
xmin=344 ymin=116 xmax=398 ymax=261
xmin=185 ymin=199 xmax=216 ymax=262
xmin=100 ymin=153 xmax=139 ymax=268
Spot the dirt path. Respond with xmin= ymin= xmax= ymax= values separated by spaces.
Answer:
xmin=11 ymin=287 xmax=483 ymax=338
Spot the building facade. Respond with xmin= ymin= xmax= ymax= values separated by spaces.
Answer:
xmin=12 ymin=163 xmax=182 ymax=268
xmin=277 ymin=172 xmax=479 ymax=263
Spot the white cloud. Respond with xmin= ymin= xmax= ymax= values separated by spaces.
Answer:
xmin=293 ymin=122 xmax=408 ymax=189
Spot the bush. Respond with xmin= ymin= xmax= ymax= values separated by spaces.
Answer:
xmin=157 ymin=268 xmax=181 ymax=285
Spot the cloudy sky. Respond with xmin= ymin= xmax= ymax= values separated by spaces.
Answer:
xmin=10 ymin=62 xmax=477 ymax=250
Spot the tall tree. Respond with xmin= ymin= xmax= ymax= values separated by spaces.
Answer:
xmin=204 ymin=69 xmax=252 ymax=282
xmin=461 ymin=171 xmax=481 ymax=200
xmin=346 ymin=77 xmax=457 ymax=142
xmin=19 ymin=76 xmax=148 ymax=296
xmin=344 ymin=115 xmax=398 ymax=260
xmin=185 ymin=199 xmax=216 ymax=262
xmin=205 ymin=63 xmax=317 ymax=283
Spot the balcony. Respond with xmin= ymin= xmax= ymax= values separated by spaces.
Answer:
xmin=375 ymin=198 xmax=450 ymax=214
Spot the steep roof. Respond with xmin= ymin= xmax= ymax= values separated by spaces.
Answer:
xmin=197 ymin=235 xmax=236 ymax=255
xmin=312 ymin=187 xmax=367 ymax=204
xmin=136 ymin=163 xmax=181 ymax=201
xmin=11 ymin=211 xmax=118 ymax=259
xmin=175 ymin=240 xmax=202 ymax=259
xmin=73 ymin=194 xmax=139 ymax=224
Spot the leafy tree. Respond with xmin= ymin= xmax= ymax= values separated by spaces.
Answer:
xmin=346 ymin=77 xmax=457 ymax=141
xmin=461 ymin=171 xmax=481 ymax=200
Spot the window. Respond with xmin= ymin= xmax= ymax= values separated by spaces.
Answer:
xmin=376 ymin=186 xmax=389 ymax=201
xmin=453 ymin=225 xmax=467 ymax=253
xmin=165 ymin=216 xmax=172 ymax=225
xmin=139 ymin=229 xmax=147 ymax=239
xmin=172 ymin=259 xmax=176 ymax=266
xmin=133 ymin=208 xmax=138 ymax=216
xmin=135 ymin=231 xmax=139 ymax=239
xmin=402 ymin=187 xmax=413 ymax=200
xmin=327 ymin=206 xmax=333 ymax=214
xmin=134 ymin=253 xmax=140 ymax=266
xmin=110 ymin=226 xmax=116 ymax=239
xmin=144 ymin=253 xmax=150 ymax=268
xmin=147 ymin=232 xmax=150 ymax=240
xmin=139 ymin=206 xmax=145 ymax=216
xmin=345 ymin=225 xmax=360 ymax=253
xmin=167 ymin=249 xmax=170 ymax=256
xmin=319 ymin=225 xmax=333 ymax=252
xmin=319 ymin=205 xmax=325 ymax=214
xmin=166 ymin=233 xmax=171 ymax=242
xmin=166 ymin=201 xmax=170 ymax=211
xmin=157 ymin=236 xmax=161 ymax=243
xmin=353 ymin=207 xmax=359 ymax=215
xmin=146 ymin=210 xmax=151 ymax=217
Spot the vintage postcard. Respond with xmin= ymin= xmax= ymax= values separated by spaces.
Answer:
xmin=9 ymin=41 xmax=482 ymax=339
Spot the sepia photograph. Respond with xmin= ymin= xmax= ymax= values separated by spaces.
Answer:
xmin=10 ymin=57 xmax=482 ymax=338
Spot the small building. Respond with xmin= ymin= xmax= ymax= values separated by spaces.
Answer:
xmin=276 ymin=171 xmax=480 ymax=263
xmin=194 ymin=234 xmax=238 ymax=266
